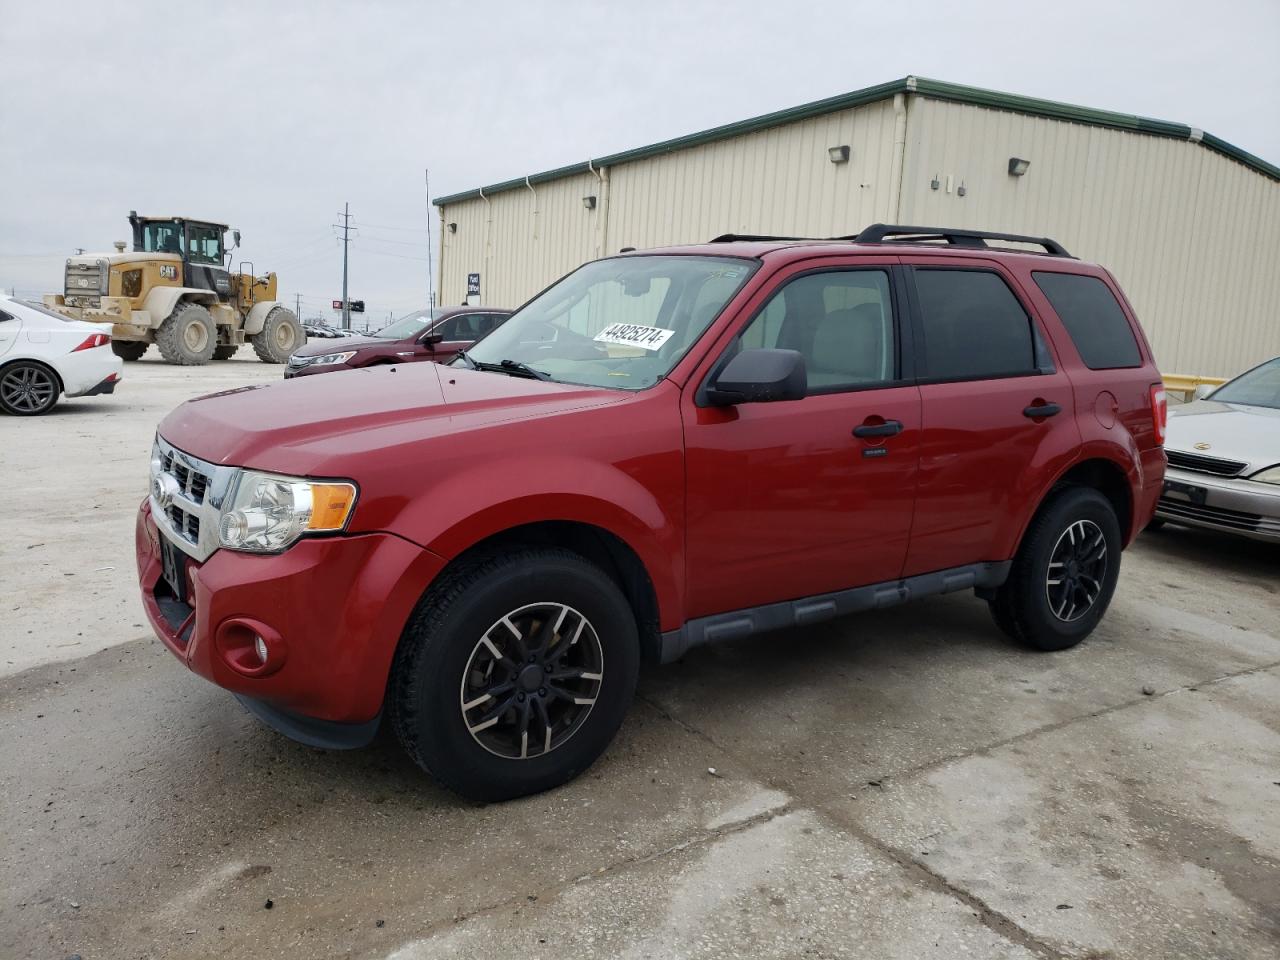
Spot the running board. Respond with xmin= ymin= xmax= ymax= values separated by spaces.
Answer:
xmin=659 ymin=561 xmax=1012 ymax=663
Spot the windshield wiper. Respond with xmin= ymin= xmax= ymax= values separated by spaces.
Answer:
xmin=460 ymin=353 xmax=553 ymax=381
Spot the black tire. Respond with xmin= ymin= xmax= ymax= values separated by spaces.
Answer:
xmin=389 ymin=546 xmax=640 ymax=802
xmin=989 ymin=487 xmax=1121 ymax=652
xmin=212 ymin=344 xmax=240 ymax=361
xmin=111 ymin=340 xmax=148 ymax=361
xmin=0 ymin=360 xmax=61 ymax=415
xmin=155 ymin=301 xmax=216 ymax=365
xmin=251 ymin=307 xmax=303 ymax=363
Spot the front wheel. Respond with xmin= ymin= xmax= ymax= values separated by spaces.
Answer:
xmin=155 ymin=301 xmax=216 ymax=365
xmin=251 ymin=307 xmax=304 ymax=363
xmin=389 ymin=547 xmax=639 ymax=801
xmin=989 ymin=487 xmax=1121 ymax=651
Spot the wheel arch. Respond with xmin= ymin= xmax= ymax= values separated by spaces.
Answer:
xmin=143 ymin=286 xmax=217 ymax=324
xmin=1017 ymin=455 xmax=1135 ymax=555
xmin=244 ymin=301 xmax=288 ymax=336
xmin=0 ymin=355 xmax=65 ymax=393
xmin=428 ymin=519 xmax=665 ymax=664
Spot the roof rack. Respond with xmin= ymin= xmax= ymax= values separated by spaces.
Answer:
xmin=850 ymin=224 xmax=1072 ymax=257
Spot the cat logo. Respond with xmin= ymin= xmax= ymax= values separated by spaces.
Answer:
xmin=1193 ymin=442 xmax=1211 ymax=450
xmin=160 ymin=264 xmax=178 ymax=280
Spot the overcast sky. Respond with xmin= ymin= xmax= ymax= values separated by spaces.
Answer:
xmin=2 ymin=0 xmax=1276 ymax=326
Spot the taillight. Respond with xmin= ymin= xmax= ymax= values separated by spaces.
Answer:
xmin=1149 ymin=383 xmax=1167 ymax=445
xmin=72 ymin=333 xmax=111 ymax=352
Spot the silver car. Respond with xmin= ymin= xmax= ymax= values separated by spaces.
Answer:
xmin=1155 ymin=357 xmax=1280 ymax=542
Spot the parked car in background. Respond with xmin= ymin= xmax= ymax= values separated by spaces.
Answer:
xmin=137 ymin=225 xmax=1165 ymax=801
xmin=0 ymin=295 xmax=123 ymax=416
xmin=1153 ymin=356 xmax=1280 ymax=541
xmin=284 ymin=306 xmax=511 ymax=378
xmin=302 ymin=321 xmax=353 ymax=340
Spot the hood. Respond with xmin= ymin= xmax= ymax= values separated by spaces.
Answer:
xmin=1166 ymin=399 xmax=1280 ymax=473
xmin=69 ymin=251 xmax=182 ymax=267
xmin=158 ymin=362 xmax=626 ymax=475
xmin=291 ymin=334 xmax=385 ymax=357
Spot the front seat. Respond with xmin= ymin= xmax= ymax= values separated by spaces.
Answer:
xmin=809 ymin=303 xmax=884 ymax=386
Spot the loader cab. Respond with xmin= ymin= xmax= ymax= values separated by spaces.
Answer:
xmin=129 ymin=213 xmax=232 ymax=300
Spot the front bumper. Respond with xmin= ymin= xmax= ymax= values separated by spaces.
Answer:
xmin=282 ymin=360 xmax=346 ymax=379
xmin=135 ymin=499 xmax=446 ymax=731
xmin=1155 ymin=466 xmax=1280 ymax=542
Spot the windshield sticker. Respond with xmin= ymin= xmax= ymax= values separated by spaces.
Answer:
xmin=593 ymin=323 xmax=675 ymax=351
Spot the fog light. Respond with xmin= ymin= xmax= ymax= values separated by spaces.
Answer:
xmin=254 ymin=635 xmax=269 ymax=664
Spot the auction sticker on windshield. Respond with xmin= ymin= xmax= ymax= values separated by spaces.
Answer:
xmin=593 ymin=323 xmax=675 ymax=351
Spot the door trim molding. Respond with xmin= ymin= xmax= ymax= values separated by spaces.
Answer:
xmin=659 ymin=560 xmax=1011 ymax=662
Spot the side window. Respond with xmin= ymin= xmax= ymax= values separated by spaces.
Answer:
xmin=433 ymin=316 xmax=462 ymax=340
xmin=914 ymin=270 xmax=1036 ymax=380
xmin=1033 ymin=272 xmax=1142 ymax=369
xmin=735 ymin=270 xmax=896 ymax=391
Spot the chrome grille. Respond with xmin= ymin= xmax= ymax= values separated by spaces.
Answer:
xmin=1165 ymin=449 xmax=1247 ymax=477
xmin=149 ymin=434 xmax=238 ymax=562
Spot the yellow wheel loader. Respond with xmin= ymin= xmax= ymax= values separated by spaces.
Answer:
xmin=44 ymin=212 xmax=303 ymax=365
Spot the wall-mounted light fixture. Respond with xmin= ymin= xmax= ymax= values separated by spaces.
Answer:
xmin=447 ymin=222 xmax=457 ymax=233
xmin=1008 ymin=157 xmax=1031 ymax=177
xmin=828 ymin=145 xmax=851 ymax=164
xmin=957 ymin=181 xmax=967 ymax=197
xmin=582 ymin=195 xmax=597 ymax=210
xmin=930 ymin=174 xmax=940 ymax=191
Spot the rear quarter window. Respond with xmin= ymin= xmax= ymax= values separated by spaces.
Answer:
xmin=1033 ymin=272 xmax=1142 ymax=370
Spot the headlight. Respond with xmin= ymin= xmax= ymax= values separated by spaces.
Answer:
xmin=1250 ymin=465 xmax=1280 ymax=485
xmin=218 ymin=470 xmax=357 ymax=553
xmin=307 ymin=351 xmax=357 ymax=366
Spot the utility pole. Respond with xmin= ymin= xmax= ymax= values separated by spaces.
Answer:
xmin=424 ymin=169 xmax=435 ymax=312
xmin=294 ymin=293 xmax=301 ymax=320
xmin=333 ymin=203 xmax=354 ymax=329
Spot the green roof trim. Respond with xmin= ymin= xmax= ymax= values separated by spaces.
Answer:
xmin=433 ymin=76 xmax=1279 ymax=206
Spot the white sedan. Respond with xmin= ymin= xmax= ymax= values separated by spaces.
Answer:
xmin=0 ymin=295 xmax=124 ymax=416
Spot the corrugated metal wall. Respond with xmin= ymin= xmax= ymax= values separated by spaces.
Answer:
xmin=898 ymin=98 xmax=1280 ymax=375
xmin=439 ymin=94 xmax=1279 ymax=376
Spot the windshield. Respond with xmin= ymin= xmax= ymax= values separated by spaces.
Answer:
xmin=460 ymin=255 xmax=755 ymax=390
xmin=375 ymin=308 xmax=441 ymax=339
xmin=141 ymin=220 xmax=185 ymax=255
xmin=1210 ymin=357 xmax=1280 ymax=409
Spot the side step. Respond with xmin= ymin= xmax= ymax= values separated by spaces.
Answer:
xmin=659 ymin=562 xmax=1011 ymax=662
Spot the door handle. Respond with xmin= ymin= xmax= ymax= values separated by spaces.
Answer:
xmin=1023 ymin=401 xmax=1061 ymax=419
xmin=852 ymin=419 xmax=904 ymax=438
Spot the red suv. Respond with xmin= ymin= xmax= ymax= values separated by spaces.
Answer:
xmin=136 ymin=225 xmax=1166 ymax=801
xmin=283 ymin=306 xmax=511 ymax=378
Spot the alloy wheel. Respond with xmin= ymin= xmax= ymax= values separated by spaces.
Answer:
xmin=459 ymin=602 xmax=604 ymax=760
xmin=1045 ymin=519 xmax=1108 ymax=622
xmin=1 ymin=365 xmax=57 ymax=413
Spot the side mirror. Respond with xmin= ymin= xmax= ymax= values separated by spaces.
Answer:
xmin=1192 ymin=384 xmax=1215 ymax=401
xmin=232 ymin=229 xmax=241 ymax=249
xmin=419 ymin=332 xmax=444 ymax=347
xmin=704 ymin=348 xmax=806 ymax=406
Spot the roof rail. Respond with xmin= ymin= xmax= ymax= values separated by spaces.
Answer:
xmin=850 ymin=224 xmax=1072 ymax=257
xmin=709 ymin=233 xmax=808 ymax=243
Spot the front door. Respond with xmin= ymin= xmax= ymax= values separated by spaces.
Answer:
xmin=899 ymin=259 xmax=1081 ymax=576
xmin=682 ymin=261 xmax=922 ymax=620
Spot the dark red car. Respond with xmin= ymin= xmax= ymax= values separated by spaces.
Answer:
xmin=137 ymin=224 xmax=1165 ymax=801
xmin=284 ymin=306 xmax=511 ymax=378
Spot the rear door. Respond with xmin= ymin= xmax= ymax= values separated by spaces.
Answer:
xmin=900 ymin=258 xmax=1081 ymax=576
xmin=681 ymin=259 xmax=922 ymax=618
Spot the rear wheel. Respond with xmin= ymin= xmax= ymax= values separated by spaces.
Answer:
xmin=111 ymin=340 xmax=148 ymax=361
xmin=155 ymin=302 xmax=216 ymax=365
xmin=251 ymin=307 xmax=303 ymax=363
xmin=989 ymin=487 xmax=1121 ymax=651
xmin=212 ymin=344 xmax=240 ymax=361
xmin=389 ymin=547 xmax=639 ymax=801
xmin=0 ymin=361 xmax=60 ymax=415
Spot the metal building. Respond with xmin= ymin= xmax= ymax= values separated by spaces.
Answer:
xmin=434 ymin=76 xmax=1279 ymax=377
